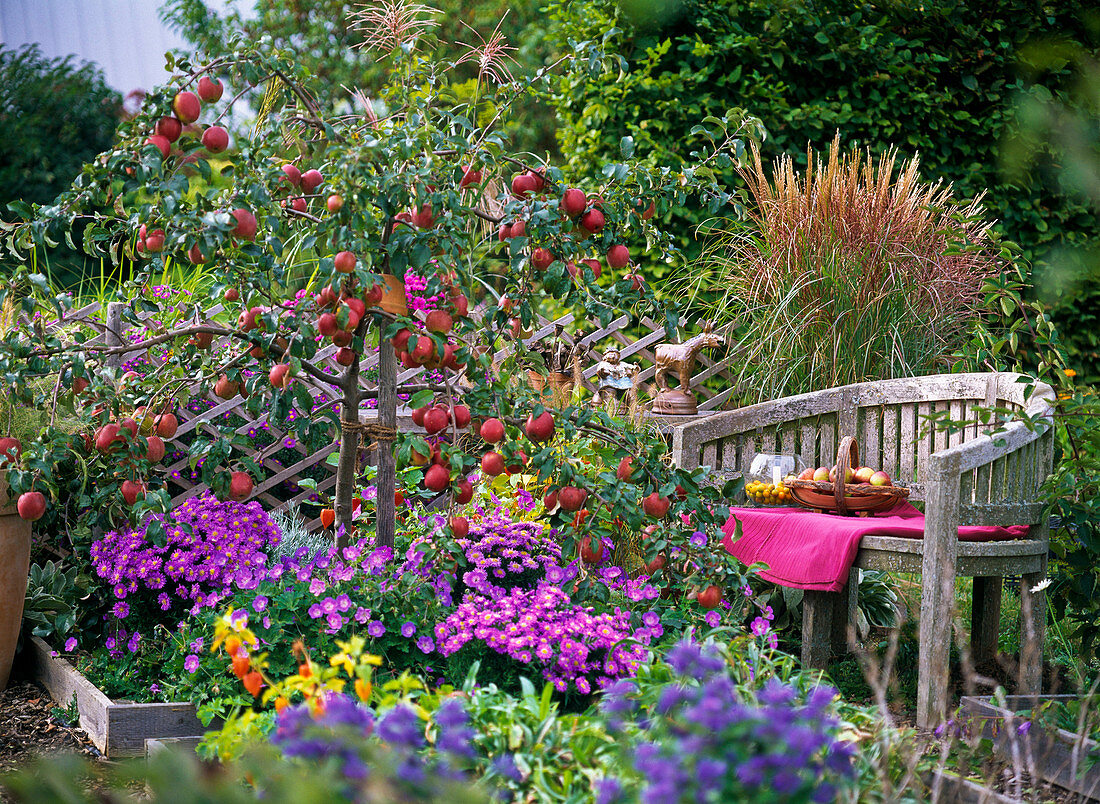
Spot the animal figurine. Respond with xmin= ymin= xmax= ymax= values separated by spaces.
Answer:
xmin=652 ymin=321 xmax=726 ymax=414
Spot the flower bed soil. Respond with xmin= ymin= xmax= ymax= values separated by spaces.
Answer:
xmin=0 ymin=679 xmax=98 ymax=772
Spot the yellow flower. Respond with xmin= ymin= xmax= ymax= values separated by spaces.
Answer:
xmin=1065 ymin=368 xmax=1077 ymax=377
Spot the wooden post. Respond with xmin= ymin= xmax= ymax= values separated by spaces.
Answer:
xmin=104 ymin=302 xmax=124 ymax=370
xmin=1019 ymin=536 xmax=1047 ymax=698
xmin=917 ymin=456 xmax=961 ymax=729
xmin=334 ymin=354 xmax=361 ymax=550
xmin=971 ymin=576 xmax=1002 ymax=665
xmin=801 ymin=591 xmax=836 ymax=668
xmin=375 ymin=323 xmax=397 ymax=550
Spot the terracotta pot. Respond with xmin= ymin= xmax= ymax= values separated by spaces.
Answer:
xmin=0 ymin=476 xmax=31 ymax=691
xmin=378 ymin=275 xmax=407 ymax=317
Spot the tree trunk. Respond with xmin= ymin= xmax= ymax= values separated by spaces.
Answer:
xmin=375 ymin=327 xmax=397 ymax=550
xmin=334 ymin=354 xmax=360 ymax=549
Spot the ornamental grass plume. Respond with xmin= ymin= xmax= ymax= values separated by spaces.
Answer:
xmin=695 ymin=133 xmax=1001 ymax=402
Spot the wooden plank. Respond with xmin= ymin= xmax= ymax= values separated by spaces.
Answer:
xmin=800 ymin=421 xmax=818 ymax=469
xmin=899 ymin=403 xmax=917 ymax=484
xmin=107 ymin=703 xmax=205 ymax=757
xmin=860 ymin=405 xmax=881 ymax=471
xmin=881 ymin=404 xmax=899 ymax=477
xmin=971 ymin=576 xmax=1002 ymax=665
xmin=801 ymin=591 xmax=839 ymax=668
xmin=28 ymin=636 xmax=111 ymax=755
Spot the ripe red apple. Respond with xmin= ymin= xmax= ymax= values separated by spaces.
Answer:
xmin=326 ymin=194 xmax=344 ymax=213
xmin=481 ymin=451 xmax=505 ymax=476
xmin=155 ymin=116 xmax=182 ymax=142
xmin=317 ymin=313 xmax=339 ymax=337
xmin=829 ymin=465 xmax=854 ymax=484
xmin=201 ymin=125 xmax=229 ymax=153
xmin=423 ymin=407 xmax=450 ymax=435
xmin=853 ymin=466 xmax=875 ymax=484
xmin=224 ymin=287 xmax=240 ymax=302
xmin=119 ymin=418 xmax=139 ymax=439
xmin=624 ymin=273 xmax=644 ymax=291
xmin=229 ymin=471 xmax=253 ymax=501
xmin=214 ymin=376 xmax=240 ymax=399
xmin=154 ymin=412 xmax=178 ymax=439
xmin=188 ymin=244 xmax=206 ymax=264
xmin=869 ymin=471 xmax=892 ymax=487
xmin=424 ymin=309 xmax=453 ymax=333
xmin=121 ymin=480 xmax=146 ymax=506
xmin=334 ymin=251 xmax=357 ymax=274
xmin=145 ymin=435 xmax=166 ymax=463
xmin=642 ymin=492 xmax=670 ymax=519
xmin=460 ymin=165 xmax=482 ymax=188
xmin=391 ymin=328 xmax=413 ymax=352
xmin=72 ymin=377 xmax=89 ymax=396
xmin=287 ymin=197 xmax=307 ymax=214
xmin=812 ymin=466 xmax=830 ymax=482
xmin=94 ymin=423 xmax=120 ymax=455
xmin=269 ymin=363 xmax=292 ymax=389
xmin=197 ymin=76 xmax=224 ymax=102
xmin=144 ymin=229 xmax=165 ymax=252
xmin=413 ymin=204 xmax=435 ymax=229
xmin=560 ymin=188 xmax=587 ymax=217
xmin=0 ymin=437 xmax=22 ymax=466
xmin=300 ymin=169 xmax=324 ymax=193
xmin=449 ymin=515 xmax=469 ymax=538
xmin=172 ymin=91 xmax=201 ymax=124
xmin=363 ymin=283 xmax=384 ymax=306
xmin=798 ymin=467 xmax=815 ymax=481
xmin=424 ymin=464 xmax=450 ymax=492
xmin=16 ymin=491 xmax=46 ymax=522
xmin=607 ymin=244 xmax=630 ymax=269
xmin=617 ymin=455 xmax=635 ymax=482
xmin=558 ymin=486 xmax=587 ymax=512
xmin=455 ymin=480 xmax=474 ymax=505
xmin=452 ymin=405 xmax=471 ymax=429
xmin=281 ymin=164 xmax=302 ymax=187
xmin=510 ymin=220 xmax=526 ymax=238
xmin=399 ymin=351 xmax=417 ymax=368
xmin=145 ymin=135 xmax=171 ymax=159
xmin=505 ymin=449 xmax=527 ymax=474
xmin=580 ymin=208 xmax=605 ymax=233
xmin=582 ymin=258 xmax=602 ymax=279
xmin=480 ymin=418 xmax=505 ymax=443
xmin=411 ymin=336 xmax=436 ymax=364
xmin=645 ymin=553 xmax=667 ymax=574
xmin=511 ymin=173 xmax=538 ymax=198
xmin=498 ymin=223 xmax=512 ymax=242
xmin=410 ymin=406 xmax=428 ymax=427
xmin=697 ymin=584 xmax=722 ymax=610
xmin=543 ymin=489 xmax=558 ymax=510
xmin=525 ymin=411 xmax=555 ymax=442
xmin=531 ymin=248 xmax=554 ymax=271
xmin=332 ymin=329 xmax=353 ymax=347
xmin=335 ymin=347 xmax=355 ymax=366
xmin=580 ymin=535 xmax=604 ymax=564
xmin=231 ymin=209 xmax=257 ymax=241
xmin=527 ymin=169 xmax=546 ymax=193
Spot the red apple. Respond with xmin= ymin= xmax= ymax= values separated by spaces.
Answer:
xmin=812 ymin=466 xmax=830 ymax=482
xmin=287 ymin=197 xmax=307 ymax=214
xmin=411 ymin=336 xmax=435 ymax=364
xmin=829 ymin=465 xmax=854 ymax=484
xmin=511 ymin=173 xmax=537 ymax=198
xmin=798 ymin=467 xmax=815 ymax=481
xmin=560 ymin=188 xmax=587 ymax=217
xmin=326 ymin=194 xmax=344 ymax=213
xmin=505 ymin=449 xmax=527 ymax=474
xmin=144 ymin=229 xmax=165 ymax=253
xmin=449 ymin=515 xmax=469 ymax=538
xmin=607 ymin=244 xmax=630 ymax=269
xmin=317 ymin=313 xmax=339 ymax=337
xmin=525 ymin=411 xmax=555 ymax=442
xmin=201 ymin=125 xmax=229 ymax=153
xmin=281 ymin=164 xmax=302 ymax=187
xmin=531 ymin=248 xmax=554 ymax=271
xmin=155 ymin=116 xmax=182 ymax=142
xmin=72 ymin=377 xmax=89 ymax=396
xmin=16 ymin=491 xmax=46 ymax=522
xmin=224 ymin=287 xmax=240 ymax=302
xmin=145 ymin=135 xmax=171 ymax=159
xmin=697 ymin=584 xmax=722 ymax=610
xmin=335 ymin=347 xmax=355 ymax=366
xmin=197 ymin=76 xmax=224 ymax=102
xmin=452 ymin=405 xmax=471 ymax=429
xmin=582 ymin=258 xmax=602 ymax=279
xmin=543 ymin=489 xmax=558 ymax=510
xmin=229 ymin=471 xmax=253 ymax=501
xmin=334 ymin=251 xmax=357 ymax=274
xmin=455 ymin=480 xmax=474 ymax=505
xmin=460 ymin=165 xmax=482 ymax=188
xmin=172 ymin=91 xmax=201 ymax=124
xmin=616 ymin=455 xmax=635 ymax=482
xmin=580 ymin=535 xmax=604 ymax=564
xmin=0 ymin=437 xmax=22 ymax=466
xmin=424 ymin=309 xmax=453 ymax=333
xmin=154 ymin=412 xmax=178 ymax=439
xmin=300 ymin=169 xmax=324 ymax=193
xmin=145 ymin=435 xmax=166 ymax=463
xmin=580 ymin=208 xmax=605 ymax=234
xmin=480 ymin=418 xmax=505 ymax=443
xmin=424 ymin=464 xmax=450 ymax=492
xmin=642 ymin=492 xmax=670 ymax=519
xmin=121 ymin=480 xmax=146 ymax=506
xmin=510 ymin=220 xmax=526 ymax=238
xmin=231 ymin=208 xmax=257 ymax=241
xmin=853 ymin=466 xmax=875 ymax=484
xmin=214 ymin=376 xmax=240 ymax=399
xmin=188 ymin=244 xmax=206 ymax=264
xmin=269 ymin=363 xmax=292 ymax=389
xmin=869 ymin=471 xmax=892 ymax=487
xmin=558 ymin=486 xmax=587 ymax=512
xmin=423 ymin=407 xmax=450 ymax=435
xmin=481 ymin=451 xmax=505 ymax=476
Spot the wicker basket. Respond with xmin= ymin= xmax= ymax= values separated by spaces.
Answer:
xmin=786 ymin=436 xmax=909 ymax=516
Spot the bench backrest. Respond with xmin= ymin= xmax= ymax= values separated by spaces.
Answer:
xmin=672 ymin=373 xmax=1055 ymax=525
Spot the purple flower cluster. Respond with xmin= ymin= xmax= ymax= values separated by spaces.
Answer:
xmin=272 ymin=693 xmax=474 ymax=790
xmin=435 ymin=584 xmax=653 ymax=694
xmin=90 ymin=493 xmax=280 ymax=617
xmin=452 ymin=511 xmax=559 ymax=597
xmin=599 ymin=641 xmax=856 ymax=803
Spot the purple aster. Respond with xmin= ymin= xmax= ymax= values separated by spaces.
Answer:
xmin=401 ymin=622 xmax=416 ymax=638
xmin=252 ymin=596 xmax=269 ymax=613
xmin=63 ymin=637 xmax=78 ymax=652
xmin=184 ymin=654 xmax=200 ymax=673
xmin=368 ymin=621 xmax=385 ymax=638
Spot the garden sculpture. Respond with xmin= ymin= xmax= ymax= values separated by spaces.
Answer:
xmin=652 ymin=321 xmax=726 ymax=415
xmin=593 ymin=346 xmax=638 ymax=409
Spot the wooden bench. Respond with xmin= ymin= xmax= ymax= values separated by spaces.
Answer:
xmin=671 ymin=372 xmax=1055 ymax=728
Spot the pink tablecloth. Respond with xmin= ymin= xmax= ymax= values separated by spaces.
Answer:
xmin=721 ymin=502 xmax=1030 ymax=592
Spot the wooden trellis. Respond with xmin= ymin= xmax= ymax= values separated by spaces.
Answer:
xmin=34 ymin=301 xmax=740 ymax=527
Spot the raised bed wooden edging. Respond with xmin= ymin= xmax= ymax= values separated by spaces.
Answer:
xmin=27 ymin=636 xmax=204 ymax=758
xmin=961 ymin=694 xmax=1100 ymax=802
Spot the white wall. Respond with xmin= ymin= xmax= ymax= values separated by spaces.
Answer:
xmin=0 ymin=0 xmax=190 ymax=97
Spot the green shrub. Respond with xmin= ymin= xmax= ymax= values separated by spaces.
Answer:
xmin=545 ymin=0 xmax=1098 ymax=289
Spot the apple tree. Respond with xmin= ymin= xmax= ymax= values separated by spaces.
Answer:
xmin=0 ymin=5 xmax=752 ymax=601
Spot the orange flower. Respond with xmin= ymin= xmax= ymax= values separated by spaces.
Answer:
xmin=354 ymin=678 xmax=372 ymax=702
xmin=298 ymin=662 xmax=313 ymax=678
xmin=1065 ymin=368 xmax=1077 ymax=378
xmin=231 ymin=654 xmax=251 ymax=679
xmin=274 ymin=696 xmax=290 ymax=712
xmin=224 ymin=635 xmax=242 ymax=656
xmin=242 ymin=671 xmax=263 ymax=697
xmin=320 ymin=508 xmax=335 ymax=528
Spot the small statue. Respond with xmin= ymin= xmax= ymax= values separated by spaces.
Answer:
xmin=652 ymin=321 xmax=726 ymax=415
xmin=530 ymin=323 xmax=578 ymax=399
xmin=593 ymin=346 xmax=637 ymax=408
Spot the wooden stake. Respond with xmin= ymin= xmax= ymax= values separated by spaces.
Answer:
xmin=376 ymin=324 xmax=397 ymax=550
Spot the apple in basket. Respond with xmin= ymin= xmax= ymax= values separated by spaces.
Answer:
xmin=870 ymin=471 xmax=893 ymax=487
xmin=798 ymin=467 xmax=815 ymax=481
xmin=812 ymin=466 xmax=830 ymax=482
xmin=853 ymin=466 xmax=875 ymax=484
xmin=829 ymin=465 xmax=854 ymax=484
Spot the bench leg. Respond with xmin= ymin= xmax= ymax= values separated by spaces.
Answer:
xmin=803 ymin=591 xmax=838 ymax=669
xmin=1019 ymin=556 xmax=1047 ymax=698
xmin=829 ymin=568 xmax=858 ymax=656
xmin=971 ymin=576 xmax=1002 ymax=665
